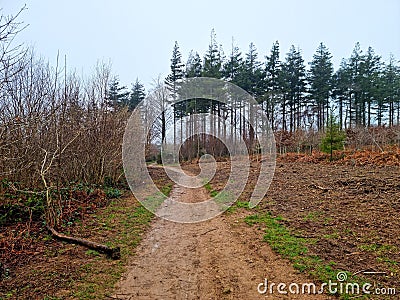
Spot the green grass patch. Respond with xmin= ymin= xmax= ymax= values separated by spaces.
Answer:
xmin=210 ymin=190 xmax=218 ymax=197
xmin=160 ymin=183 xmax=173 ymax=196
xmin=142 ymin=191 xmax=167 ymax=212
xmin=358 ymin=243 xmax=399 ymax=270
xmin=235 ymin=201 xmax=250 ymax=208
xmin=225 ymin=200 xmax=253 ymax=213
xmin=85 ymin=249 xmax=100 ymax=257
xmin=245 ymin=213 xmax=308 ymax=259
xmin=139 ymin=182 xmax=172 ymax=213
xmin=377 ymin=256 xmax=398 ymax=266
xmin=203 ymin=182 xmax=213 ymax=192
xmin=358 ymin=243 xmax=397 ymax=255
xmin=213 ymin=191 xmax=235 ymax=210
xmin=245 ymin=212 xmax=369 ymax=299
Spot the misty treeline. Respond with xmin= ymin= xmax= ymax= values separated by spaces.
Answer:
xmin=118 ymin=30 xmax=400 ymax=157
xmin=162 ymin=30 xmax=400 ymax=130
xmin=170 ymin=30 xmax=400 ymax=155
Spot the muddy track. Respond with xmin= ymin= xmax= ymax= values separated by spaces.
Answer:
xmin=112 ymin=168 xmax=331 ymax=300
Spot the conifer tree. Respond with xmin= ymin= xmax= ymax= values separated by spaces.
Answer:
xmin=222 ymin=37 xmax=242 ymax=85
xmin=321 ymin=112 xmax=346 ymax=161
xmin=240 ymin=42 xmax=265 ymax=98
xmin=129 ymin=78 xmax=145 ymax=111
xmin=107 ymin=76 xmax=129 ymax=109
xmin=281 ymin=46 xmax=306 ymax=132
xmin=165 ymin=41 xmax=185 ymax=93
xmin=186 ymin=51 xmax=202 ymax=78
xmin=332 ymin=59 xmax=351 ymax=129
xmin=308 ymin=42 xmax=333 ymax=130
xmin=265 ymin=41 xmax=281 ymax=129
xmin=165 ymin=41 xmax=185 ymax=154
xmin=202 ymin=29 xmax=223 ymax=79
xmin=382 ymin=54 xmax=400 ymax=126
xmin=360 ymin=46 xmax=382 ymax=126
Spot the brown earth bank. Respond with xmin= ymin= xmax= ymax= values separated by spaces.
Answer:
xmin=195 ymin=158 xmax=400 ymax=299
xmin=265 ymin=161 xmax=400 ymax=293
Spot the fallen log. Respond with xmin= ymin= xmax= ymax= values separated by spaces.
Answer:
xmin=46 ymin=225 xmax=120 ymax=259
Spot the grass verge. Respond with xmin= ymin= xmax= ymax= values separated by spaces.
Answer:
xmin=70 ymin=181 xmax=174 ymax=299
xmin=245 ymin=212 xmax=370 ymax=299
xmin=69 ymin=198 xmax=154 ymax=299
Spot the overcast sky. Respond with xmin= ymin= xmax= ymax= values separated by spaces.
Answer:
xmin=1 ymin=0 xmax=400 ymax=90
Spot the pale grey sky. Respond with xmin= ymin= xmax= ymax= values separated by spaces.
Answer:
xmin=1 ymin=0 xmax=400 ymax=90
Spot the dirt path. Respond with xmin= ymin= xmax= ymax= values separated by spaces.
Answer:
xmin=112 ymin=169 xmax=331 ymax=300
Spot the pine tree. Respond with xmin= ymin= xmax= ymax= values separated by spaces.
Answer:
xmin=239 ymin=42 xmax=265 ymax=98
xmin=360 ymin=46 xmax=382 ymax=126
xmin=348 ymin=42 xmax=364 ymax=127
xmin=332 ymin=59 xmax=351 ymax=129
xmin=107 ymin=76 xmax=130 ymax=109
xmin=165 ymin=41 xmax=185 ymax=157
xmin=202 ymin=29 xmax=222 ymax=79
xmin=165 ymin=41 xmax=185 ymax=93
xmin=281 ymin=46 xmax=307 ymax=132
xmin=265 ymin=41 xmax=281 ymax=129
xmin=186 ymin=50 xmax=202 ymax=78
xmin=381 ymin=54 xmax=399 ymax=126
xmin=321 ymin=112 xmax=346 ymax=161
xmin=129 ymin=78 xmax=145 ymax=111
xmin=222 ymin=37 xmax=242 ymax=85
xmin=308 ymin=42 xmax=333 ymax=130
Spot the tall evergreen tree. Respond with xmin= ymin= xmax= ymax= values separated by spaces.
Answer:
xmin=239 ymin=42 xmax=265 ymax=98
xmin=360 ymin=46 xmax=382 ymax=126
xmin=129 ymin=78 xmax=145 ymax=111
xmin=221 ymin=38 xmax=243 ymax=150
xmin=348 ymin=42 xmax=364 ymax=127
xmin=281 ymin=46 xmax=307 ymax=132
xmin=222 ymin=37 xmax=243 ymax=85
xmin=308 ymin=42 xmax=333 ymax=130
xmin=382 ymin=54 xmax=400 ymax=126
xmin=265 ymin=41 xmax=281 ymax=129
xmin=202 ymin=29 xmax=223 ymax=79
xmin=165 ymin=41 xmax=185 ymax=93
xmin=186 ymin=50 xmax=202 ymax=78
xmin=106 ymin=76 xmax=130 ymax=109
xmin=201 ymin=29 xmax=225 ymax=145
xmin=165 ymin=41 xmax=185 ymax=153
xmin=332 ymin=59 xmax=351 ymax=129
xmin=232 ymin=43 xmax=265 ymax=148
